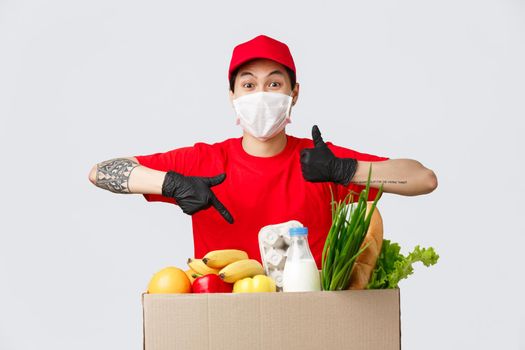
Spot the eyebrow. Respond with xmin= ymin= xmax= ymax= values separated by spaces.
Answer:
xmin=239 ymin=70 xmax=285 ymax=78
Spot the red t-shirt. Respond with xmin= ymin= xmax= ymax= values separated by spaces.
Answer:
xmin=134 ymin=134 xmax=389 ymax=268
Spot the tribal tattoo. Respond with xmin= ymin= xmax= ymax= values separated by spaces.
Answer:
xmin=95 ymin=158 xmax=139 ymax=193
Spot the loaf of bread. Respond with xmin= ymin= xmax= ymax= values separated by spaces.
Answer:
xmin=348 ymin=202 xmax=384 ymax=290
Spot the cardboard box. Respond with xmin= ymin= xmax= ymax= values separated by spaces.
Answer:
xmin=142 ymin=289 xmax=400 ymax=350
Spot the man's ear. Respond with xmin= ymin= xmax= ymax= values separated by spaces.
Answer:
xmin=229 ymin=89 xmax=234 ymax=104
xmin=291 ymin=82 xmax=300 ymax=106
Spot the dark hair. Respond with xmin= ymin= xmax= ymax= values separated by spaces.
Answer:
xmin=229 ymin=65 xmax=296 ymax=92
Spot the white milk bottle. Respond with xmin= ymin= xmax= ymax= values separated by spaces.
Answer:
xmin=282 ymin=227 xmax=321 ymax=292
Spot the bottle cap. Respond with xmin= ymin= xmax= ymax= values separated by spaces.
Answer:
xmin=289 ymin=227 xmax=308 ymax=236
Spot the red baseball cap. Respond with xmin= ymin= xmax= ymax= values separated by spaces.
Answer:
xmin=228 ymin=35 xmax=296 ymax=81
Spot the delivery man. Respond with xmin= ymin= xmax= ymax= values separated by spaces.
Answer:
xmin=88 ymin=35 xmax=437 ymax=267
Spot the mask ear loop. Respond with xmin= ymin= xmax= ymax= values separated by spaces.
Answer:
xmin=286 ymin=92 xmax=294 ymax=125
xmin=232 ymin=99 xmax=241 ymax=125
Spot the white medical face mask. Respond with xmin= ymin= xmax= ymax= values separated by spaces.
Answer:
xmin=232 ymin=91 xmax=293 ymax=141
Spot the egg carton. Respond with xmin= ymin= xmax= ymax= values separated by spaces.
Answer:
xmin=258 ymin=220 xmax=304 ymax=291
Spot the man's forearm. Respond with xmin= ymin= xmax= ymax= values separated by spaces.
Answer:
xmin=89 ymin=158 xmax=165 ymax=195
xmin=351 ymin=159 xmax=438 ymax=196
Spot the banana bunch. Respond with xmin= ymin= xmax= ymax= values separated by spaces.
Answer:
xmin=187 ymin=249 xmax=265 ymax=283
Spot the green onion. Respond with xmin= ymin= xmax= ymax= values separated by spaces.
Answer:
xmin=321 ymin=164 xmax=383 ymax=291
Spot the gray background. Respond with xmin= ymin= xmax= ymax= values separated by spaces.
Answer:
xmin=1 ymin=0 xmax=524 ymax=349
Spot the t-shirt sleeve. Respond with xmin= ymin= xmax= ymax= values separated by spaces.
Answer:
xmin=326 ymin=142 xmax=390 ymax=203
xmin=134 ymin=146 xmax=198 ymax=204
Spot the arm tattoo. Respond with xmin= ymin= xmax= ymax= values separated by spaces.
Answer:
xmin=95 ymin=158 xmax=139 ymax=193
xmin=354 ymin=179 xmax=408 ymax=185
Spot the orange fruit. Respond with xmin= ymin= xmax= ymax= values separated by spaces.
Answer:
xmin=147 ymin=267 xmax=191 ymax=294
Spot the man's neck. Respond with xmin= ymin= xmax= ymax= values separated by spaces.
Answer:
xmin=241 ymin=131 xmax=287 ymax=157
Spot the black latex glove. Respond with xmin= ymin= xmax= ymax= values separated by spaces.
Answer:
xmin=161 ymin=171 xmax=234 ymax=224
xmin=300 ymin=125 xmax=358 ymax=186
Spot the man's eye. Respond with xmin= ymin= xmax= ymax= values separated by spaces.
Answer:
xmin=269 ymin=82 xmax=281 ymax=88
xmin=243 ymin=83 xmax=254 ymax=88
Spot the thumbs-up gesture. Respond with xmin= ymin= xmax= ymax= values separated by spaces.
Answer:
xmin=300 ymin=125 xmax=358 ymax=186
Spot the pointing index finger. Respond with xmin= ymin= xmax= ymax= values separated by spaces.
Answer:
xmin=210 ymin=193 xmax=234 ymax=224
